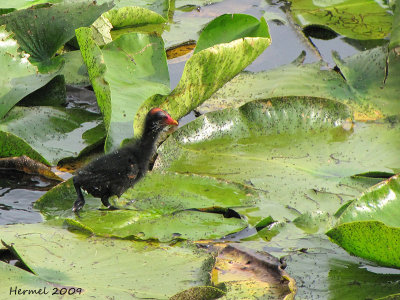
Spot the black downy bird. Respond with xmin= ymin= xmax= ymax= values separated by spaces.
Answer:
xmin=72 ymin=108 xmax=179 ymax=212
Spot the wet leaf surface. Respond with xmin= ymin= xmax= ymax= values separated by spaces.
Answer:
xmin=35 ymin=172 xmax=256 ymax=241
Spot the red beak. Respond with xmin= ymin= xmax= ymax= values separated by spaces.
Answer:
xmin=166 ymin=116 xmax=179 ymax=126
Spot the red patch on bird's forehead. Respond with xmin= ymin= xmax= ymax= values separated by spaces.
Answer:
xmin=150 ymin=108 xmax=167 ymax=115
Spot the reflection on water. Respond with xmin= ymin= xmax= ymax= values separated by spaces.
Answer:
xmin=0 ymin=170 xmax=57 ymax=225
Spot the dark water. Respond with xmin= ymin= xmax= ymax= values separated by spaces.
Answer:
xmin=0 ymin=170 xmax=58 ymax=225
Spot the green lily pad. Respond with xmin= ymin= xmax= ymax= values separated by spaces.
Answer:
xmin=119 ymin=172 xmax=257 ymax=213
xmin=337 ymin=175 xmax=400 ymax=226
xmin=18 ymin=75 xmax=66 ymax=107
xmin=59 ymin=51 xmax=90 ymax=86
xmin=0 ymin=0 xmax=61 ymax=12
xmin=35 ymin=172 xmax=255 ymax=241
xmin=327 ymin=175 xmax=400 ymax=268
xmin=104 ymin=5 xmax=167 ymax=28
xmin=201 ymin=46 xmax=400 ymax=120
xmin=0 ymin=223 xmax=214 ymax=298
xmin=194 ymin=14 xmax=269 ymax=53
xmin=288 ymin=0 xmax=393 ymax=40
xmin=156 ymin=98 xmax=400 ymax=227
xmin=0 ymin=261 xmax=55 ymax=295
xmin=170 ymin=286 xmax=226 ymax=300
xmin=0 ymin=106 xmax=105 ymax=165
xmin=390 ymin=0 xmax=400 ymax=49
xmin=0 ymin=26 xmax=56 ymax=119
xmin=99 ymin=0 xmax=170 ymax=20
xmin=134 ymin=14 xmax=271 ymax=137
xmin=66 ymin=209 xmax=247 ymax=241
xmin=0 ymin=1 xmax=113 ymax=65
xmin=327 ymin=221 xmax=400 ymax=269
xmin=76 ymin=28 xmax=170 ymax=151
xmin=281 ymin=233 xmax=400 ymax=299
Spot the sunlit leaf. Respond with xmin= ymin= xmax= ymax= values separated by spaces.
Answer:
xmin=134 ymin=14 xmax=271 ymax=137
xmin=156 ymin=98 xmax=400 ymax=227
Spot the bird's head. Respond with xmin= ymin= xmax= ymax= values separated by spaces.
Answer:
xmin=145 ymin=108 xmax=178 ymax=132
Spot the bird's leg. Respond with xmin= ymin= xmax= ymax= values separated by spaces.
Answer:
xmin=101 ymin=195 xmax=111 ymax=208
xmin=100 ymin=196 xmax=118 ymax=210
xmin=72 ymin=177 xmax=85 ymax=212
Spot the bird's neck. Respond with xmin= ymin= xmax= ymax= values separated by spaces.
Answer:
xmin=138 ymin=125 xmax=162 ymax=161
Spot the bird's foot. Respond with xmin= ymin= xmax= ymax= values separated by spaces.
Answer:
xmin=98 ymin=205 xmax=118 ymax=211
xmin=72 ymin=199 xmax=85 ymax=213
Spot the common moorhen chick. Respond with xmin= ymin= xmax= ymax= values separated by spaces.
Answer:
xmin=72 ymin=108 xmax=178 ymax=212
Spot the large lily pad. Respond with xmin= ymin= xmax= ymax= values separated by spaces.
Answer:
xmin=66 ymin=209 xmax=247 ymax=242
xmin=35 ymin=172 xmax=255 ymax=241
xmin=201 ymin=46 xmax=400 ymax=120
xmin=0 ymin=1 xmax=113 ymax=64
xmin=155 ymin=98 xmax=400 ymax=226
xmin=134 ymin=13 xmax=271 ymax=137
xmin=0 ymin=26 xmax=56 ymax=119
xmin=288 ymin=0 xmax=393 ymax=40
xmin=327 ymin=175 xmax=400 ymax=268
xmin=0 ymin=106 xmax=104 ymax=165
xmin=76 ymin=28 xmax=170 ymax=151
xmin=0 ymin=223 xmax=214 ymax=299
